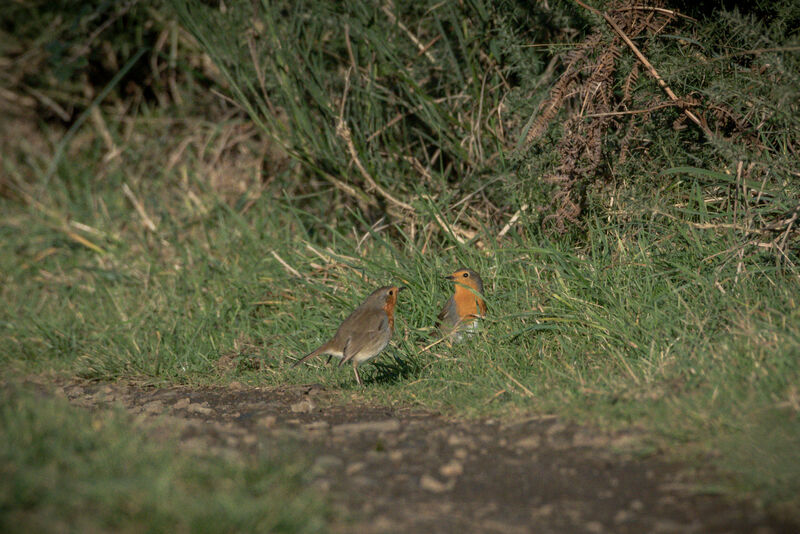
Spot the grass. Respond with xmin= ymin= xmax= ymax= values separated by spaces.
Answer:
xmin=0 ymin=384 xmax=329 ymax=533
xmin=2 ymin=0 xmax=800 ymax=528
xmin=2 ymin=115 xmax=798 ymax=514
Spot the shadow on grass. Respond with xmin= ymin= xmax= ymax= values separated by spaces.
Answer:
xmin=367 ymin=351 xmax=423 ymax=385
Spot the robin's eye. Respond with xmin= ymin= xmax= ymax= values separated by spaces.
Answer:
xmin=388 ymin=290 xmax=394 ymax=295
xmin=463 ymin=272 xmax=469 ymax=278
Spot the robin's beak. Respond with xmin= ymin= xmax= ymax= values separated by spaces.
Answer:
xmin=398 ymin=286 xmax=407 ymax=292
xmin=444 ymin=275 xmax=455 ymax=281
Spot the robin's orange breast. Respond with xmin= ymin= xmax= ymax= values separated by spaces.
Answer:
xmin=382 ymin=295 xmax=398 ymax=330
xmin=453 ymin=286 xmax=486 ymax=321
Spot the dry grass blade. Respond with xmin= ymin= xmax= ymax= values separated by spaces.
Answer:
xmin=492 ymin=363 xmax=536 ymax=399
xmin=122 ymin=183 xmax=158 ymax=232
xmin=381 ymin=4 xmax=437 ymax=64
xmin=271 ymin=250 xmax=305 ymax=279
xmin=498 ymin=204 xmax=529 ymax=239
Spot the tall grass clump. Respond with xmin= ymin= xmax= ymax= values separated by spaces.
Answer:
xmin=170 ymin=0 xmax=798 ymax=257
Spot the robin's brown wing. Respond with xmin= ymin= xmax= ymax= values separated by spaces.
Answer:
xmin=294 ymin=300 xmax=373 ymax=367
xmin=339 ymin=313 xmax=390 ymax=366
xmin=436 ymin=296 xmax=457 ymax=329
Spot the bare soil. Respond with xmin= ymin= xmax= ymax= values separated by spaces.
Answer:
xmin=25 ymin=377 xmax=794 ymax=534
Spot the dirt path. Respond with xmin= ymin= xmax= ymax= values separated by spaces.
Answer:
xmin=32 ymin=378 xmax=790 ymax=533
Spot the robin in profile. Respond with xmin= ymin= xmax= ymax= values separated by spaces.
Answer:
xmin=437 ymin=268 xmax=487 ymax=342
xmin=293 ymin=285 xmax=404 ymax=385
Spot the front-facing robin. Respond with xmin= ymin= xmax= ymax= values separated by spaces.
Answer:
xmin=293 ymin=285 xmax=403 ymax=385
xmin=437 ymin=268 xmax=487 ymax=342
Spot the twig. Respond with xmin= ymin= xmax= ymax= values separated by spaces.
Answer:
xmin=122 ymin=183 xmax=157 ymax=232
xmin=573 ymin=0 xmax=713 ymax=139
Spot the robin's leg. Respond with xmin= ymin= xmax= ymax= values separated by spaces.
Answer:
xmin=325 ymin=355 xmax=332 ymax=364
xmin=352 ymin=361 xmax=362 ymax=386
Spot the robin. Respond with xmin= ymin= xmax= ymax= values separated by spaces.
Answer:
xmin=293 ymin=285 xmax=404 ymax=385
xmin=437 ymin=268 xmax=487 ymax=342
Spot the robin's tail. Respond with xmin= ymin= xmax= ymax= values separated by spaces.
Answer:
xmin=291 ymin=344 xmax=328 ymax=368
